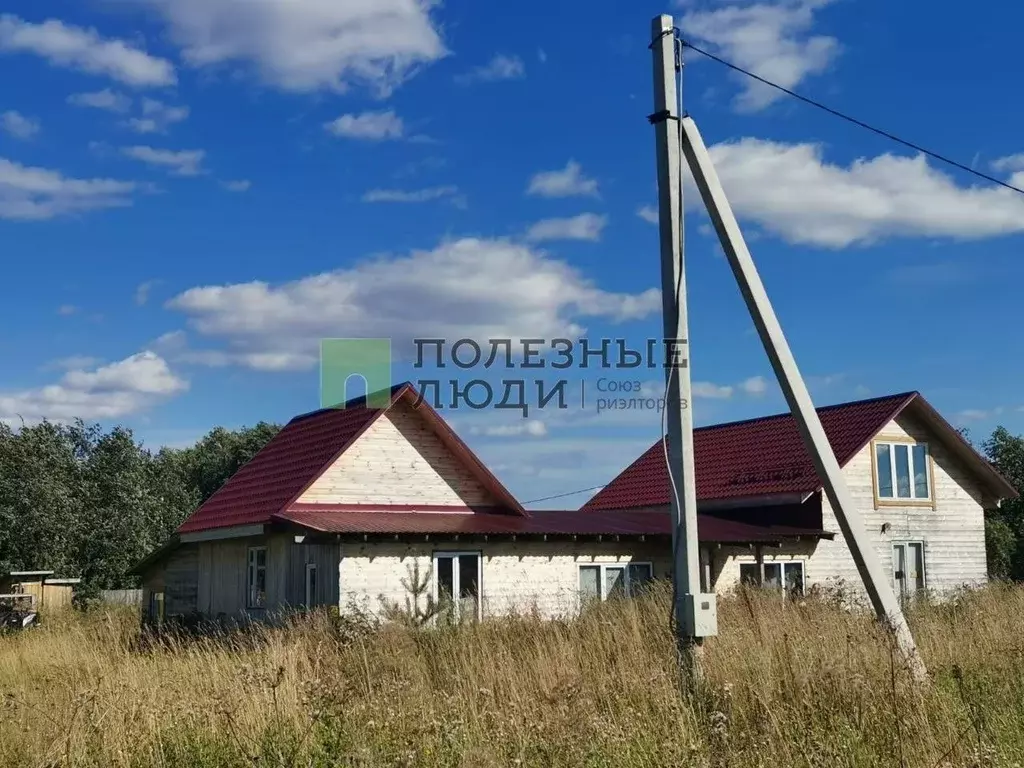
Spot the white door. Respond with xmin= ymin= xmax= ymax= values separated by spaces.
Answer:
xmin=893 ymin=542 xmax=925 ymax=602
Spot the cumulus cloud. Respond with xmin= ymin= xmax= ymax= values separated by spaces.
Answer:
xmin=139 ymin=0 xmax=445 ymax=94
xmin=1 ymin=110 xmax=39 ymax=139
xmin=164 ymin=237 xmax=661 ymax=371
xmin=0 ymin=157 xmax=135 ymax=221
xmin=325 ymin=110 xmax=403 ymax=140
xmin=526 ymin=161 xmax=599 ymax=198
xmin=469 ymin=420 xmax=547 ymax=438
xmin=126 ymin=98 xmax=189 ymax=133
xmin=455 ymin=54 xmax=525 ymax=84
xmin=221 ymin=179 xmax=251 ymax=192
xmin=361 ymin=185 xmax=458 ymax=203
xmin=0 ymin=14 xmax=175 ymax=87
xmin=681 ymin=0 xmax=840 ymax=112
xmin=0 ymin=351 xmax=187 ymax=423
xmin=740 ymin=375 xmax=768 ymax=396
xmin=693 ymin=138 xmax=1024 ymax=247
xmin=121 ymin=145 xmax=205 ymax=176
xmin=637 ymin=205 xmax=659 ymax=224
xmin=68 ymin=88 xmax=132 ymax=112
xmin=526 ymin=213 xmax=607 ymax=242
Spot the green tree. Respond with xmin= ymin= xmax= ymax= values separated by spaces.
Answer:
xmin=982 ymin=426 xmax=1024 ymax=579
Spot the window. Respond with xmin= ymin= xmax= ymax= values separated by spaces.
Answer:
xmin=893 ymin=541 xmax=925 ymax=602
xmin=578 ymin=562 xmax=654 ymax=605
xmin=434 ymin=552 xmax=481 ymax=621
xmin=739 ymin=561 xmax=804 ymax=598
xmin=875 ymin=441 xmax=931 ymax=502
xmin=247 ymin=547 xmax=267 ymax=608
xmin=304 ymin=563 xmax=318 ymax=610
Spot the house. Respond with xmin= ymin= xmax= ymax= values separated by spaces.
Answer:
xmin=584 ymin=391 xmax=1018 ymax=602
xmin=0 ymin=571 xmax=80 ymax=612
xmin=132 ymin=385 xmax=1016 ymax=625
xmin=132 ymin=383 xmax=831 ymax=624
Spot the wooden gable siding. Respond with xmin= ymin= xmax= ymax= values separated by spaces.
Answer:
xmin=811 ymin=410 xmax=988 ymax=600
xmin=297 ymin=398 xmax=497 ymax=507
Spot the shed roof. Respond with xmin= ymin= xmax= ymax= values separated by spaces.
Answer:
xmin=177 ymin=383 xmax=526 ymax=534
xmin=277 ymin=506 xmax=831 ymax=544
xmin=583 ymin=391 xmax=1018 ymax=511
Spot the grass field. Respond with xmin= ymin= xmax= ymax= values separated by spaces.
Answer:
xmin=2 ymin=582 xmax=1024 ymax=767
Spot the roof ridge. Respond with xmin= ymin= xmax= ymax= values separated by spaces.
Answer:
xmin=287 ymin=381 xmax=413 ymax=424
xmin=691 ymin=391 xmax=918 ymax=433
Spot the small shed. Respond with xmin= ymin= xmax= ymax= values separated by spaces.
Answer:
xmin=0 ymin=571 xmax=80 ymax=612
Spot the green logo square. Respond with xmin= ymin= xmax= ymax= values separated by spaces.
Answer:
xmin=320 ymin=338 xmax=392 ymax=409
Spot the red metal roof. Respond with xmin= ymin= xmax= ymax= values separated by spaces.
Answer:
xmin=178 ymin=383 xmax=525 ymax=534
xmin=276 ymin=507 xmax=831 ymax=543
xmin=582 ymin=392 xmax=919 ymax=512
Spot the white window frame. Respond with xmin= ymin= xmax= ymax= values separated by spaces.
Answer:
xmin=247 ymin=546 xmax=267 ymax=609
xmin=432 ymin=551 xmax=483 ymax=622
xmin=577 ymin=561 xmax=654 ymax=603
xmin=304 ymin=562 xmax=318 ymax=610
xmin=874 ymin=440 xmax=932 ymax=503
xmin=738 ymin=560 xmax=806 ymax=598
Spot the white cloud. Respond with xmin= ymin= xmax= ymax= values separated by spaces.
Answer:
xmin=526 ymin=213 xmax=607 ymax=242
xmin=0 ymin=351 xmax=187 ymax=424
xmin=165 ymin=237 xmax=661 ymax=371
xmin=695 ymin=138 xmax=1024 ymax=247
xmin=135 ymin=280 xmax=159 ymax=306
xmin=0 ymin=157 xmax=135 ymax=221
xmin=57 ymin=304 xmax=78 ymax=316
xmin=682 ymin=0 xmax=839 ymax=112
xmin=325 ymin=110 xmax=403 ymax=141
xmin=68 ymin=88 xmax=132 ymax=112
xmin=0 ymin=15 xmax=175 ymax=87
xmin=221 ymin=179 xmax=251 ymax=192
xmin=637 ymin=205 xmax=659 ymax=224
xmin=957 ymin=407 xmax=1004 ymax=423
xmin=1 ymin=110 xmax=39 ymax=139
xmin=692 ymin=381 xmax=734 ymax=399
xmin=362 ymin=185 xmax=458 ymax=203
xmin=527 ymin=161 xmax=599 ymax=198
xmin=140 ymin=0 xmax=445 ymax=94
xmin=740 ymin=375 xmax=768 ymax=396
xmin=991 ymin=154 xmax=1024 ymax=173
xmin=469 ymin=420 xmax=548 ymax=438
xmin=122 ymin=145 xmax=205 ymax=176
xmin=455 ymin=54 xmax=525 ymax=84
xmin=127 ymin=98 xmax=189 ymax=133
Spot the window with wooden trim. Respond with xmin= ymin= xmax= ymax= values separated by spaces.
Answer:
xmin=739 ymin=561 xmax=805 ymax=598
xmin=578 ymin=562 xmax=654 ymax=605
xmin=875 ymin=441 xmax=931 ymax=501
xmin=247 ymin=546 xmax=267 ymax=608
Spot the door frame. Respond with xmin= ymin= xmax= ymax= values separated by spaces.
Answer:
xmin=432 ymin=551 xmax=483 ymax=621
xmin=892 ymin=540 xmax=926 ymax=600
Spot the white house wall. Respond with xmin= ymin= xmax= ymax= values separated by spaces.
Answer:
xmin=808 ymin=410 xmax=989 ymax=602
xmin=297 ymin=399 xmax=498 ymax=507
xmin=338 ymin=540 xmax=673 ymax=619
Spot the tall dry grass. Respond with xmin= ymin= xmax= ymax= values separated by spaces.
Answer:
xmin=2 ymin=582 xmax=1024 ymax=767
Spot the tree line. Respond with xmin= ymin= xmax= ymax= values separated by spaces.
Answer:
xmin=0 ymin=419 xmax=279 ymax=600
xmin=0 ymin=418 xmax=1022 ymax=598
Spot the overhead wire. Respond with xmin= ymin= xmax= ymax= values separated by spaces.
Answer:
xmin=675 ymin=33 xmax=1024 ymax=196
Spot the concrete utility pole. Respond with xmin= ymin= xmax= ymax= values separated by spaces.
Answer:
xmin=677 ymin=115 xmax=927 ymax=680
xmin=650 ymin=14 xmax=716 ymax=685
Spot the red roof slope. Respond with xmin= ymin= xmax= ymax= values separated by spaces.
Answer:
xmin=178 ymin=383 xmax=524 ymax=534
xmin=583 ymin=392 xmax=918 ymax=512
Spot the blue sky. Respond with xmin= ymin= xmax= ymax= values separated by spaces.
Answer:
xmin=2 ymin=0 xmax=1023 ymax=507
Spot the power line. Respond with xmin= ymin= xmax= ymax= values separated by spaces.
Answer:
xmin=522 ymin=485 xmax=605 ymax=505
xmin=676 ymin=35 xmax=1024 ymax=197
